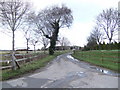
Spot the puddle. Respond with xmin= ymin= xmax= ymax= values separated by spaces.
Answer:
xmin=67 ymin=55 xmax=78 ymax=62
xmin=90 ymin=66 xmax=120 ymax=76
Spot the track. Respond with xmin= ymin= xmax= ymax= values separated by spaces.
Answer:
xmin=2 ymin=53 xmax=119 ymax=88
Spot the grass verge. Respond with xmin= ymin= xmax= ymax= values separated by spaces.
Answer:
xmin=2 ymin=51 xmax=69 ymax=81
xmin=72 ymin=50 xmax=120 ymax=72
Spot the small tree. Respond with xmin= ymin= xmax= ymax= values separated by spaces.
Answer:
xmin=91 ymin=26 xmax=104 ymax=44
xmin=40 ymin=37 xmax=49 ymax=53
xmin=33 ymin=29 xmax=49 ymax=53
xmin=0 ymin=0 xmax=30 ymax=70
xmin=90 ymin=26 xmax=104 ymax=50
xmin=87 ymin=35 xmax=97 ymax=50
xmin=29 ymin=37 xmax=38 ymax=53
xmin=22 ymin=25 xmax=32 ymax=53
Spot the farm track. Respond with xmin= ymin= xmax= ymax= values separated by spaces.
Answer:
xmin=2 ymin=53 xmax=119 ymax=88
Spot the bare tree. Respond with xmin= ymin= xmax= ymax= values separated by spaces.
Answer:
xmin=40 ymin=36 xmax=49 ymax=53
xmin=28 ymin=5 xmax=73 ymax=55
xmin=29 ymin=33 xmax=39 ymax=53
xmin=91 ymin=26 xmax=104 ymax=44
xmin=29 ymin=39 xmax=38 ymax=53
xmin=32 ymin=28 xmax=49 ymax=53
xmin=96 ymin=8 xmax=118 ymax=43
xmin=0 ymin=0 xmax=30 ymax=70
xmin=22 ymin=25 xmax=32 ymax=53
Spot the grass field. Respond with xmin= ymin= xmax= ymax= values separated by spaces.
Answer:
xmin=72 ymin=50 xmax=120 ymax=72
xmin=1 ymin=50 xmax=70 ymax=81
xmin=0 ymin=51 xmax=47 ymax=60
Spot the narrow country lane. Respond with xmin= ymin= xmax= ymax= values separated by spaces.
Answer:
xmin=2 ymin=53 xmax=119 ymax=88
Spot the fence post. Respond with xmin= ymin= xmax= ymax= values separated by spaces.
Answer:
xmin=101 ymin=51 xmax=104 ymax=72
xmin=102 ymin=51 xmax=103 ymax=64
xmin=11 ymin=52 xmax=17 ymax=70
xmin=88 ymin=50 xmax=91 ymax=60
xmin=23 ymin=53 xmax=25 ymax=64
xmin=81 ymin=51 xmax=83 ymax=58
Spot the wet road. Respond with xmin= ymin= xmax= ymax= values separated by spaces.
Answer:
xmin=2 ymin=53 xmax=119 ymax=88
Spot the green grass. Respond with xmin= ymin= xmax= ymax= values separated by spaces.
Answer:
xmin=2 ymin=51 xmax=69 ymax=81
xmin=72 ymin=50 xmax=120 ymax=72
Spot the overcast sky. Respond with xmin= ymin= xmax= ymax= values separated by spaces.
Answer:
xmin=0 ymin=0 xmax=119 ymax=50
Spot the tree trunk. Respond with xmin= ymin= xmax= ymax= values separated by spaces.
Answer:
xmin=26 ymin=39 xmax=29 ymax=53
xmin=49 ymin=23 xmax=59 ymax=55
xmin=49 ymin=39 xmax=55 ymax=55
xmin=34 ymin=45 xmax=35 ymax=53
xmin=12 ymin=30 xmax=15 ymax=51
xmin=109 ymin=38 xmax=112 ymax=50
xmin=11 ymin=30 xmax=16 ymax=70
xmin=43 ymin=44 xmax=46 ymax=54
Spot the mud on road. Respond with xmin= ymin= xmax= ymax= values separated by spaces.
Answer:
xmin=2 ymin=53 xmax=119 ymax=88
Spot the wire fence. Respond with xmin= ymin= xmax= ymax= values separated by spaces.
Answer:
xmin=78 ymin=50 xmax=119 ymax=62
xmin=74 ymin=50 xmax=120 ymax=71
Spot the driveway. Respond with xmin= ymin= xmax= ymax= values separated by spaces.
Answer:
xmin=2 ymin=53 xmax=119 ymax=88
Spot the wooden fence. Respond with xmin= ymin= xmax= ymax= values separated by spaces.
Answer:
xmin=0 ymin=53 xmax=47 ymax=70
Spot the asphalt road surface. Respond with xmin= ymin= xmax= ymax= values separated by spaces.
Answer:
xmin=2 ymin=53 xmax=119 ymax=88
